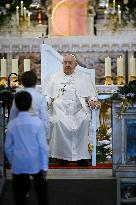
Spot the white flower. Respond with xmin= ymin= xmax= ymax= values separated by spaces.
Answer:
xmin=104 ymin=144 xmax=112 ymax=149
xmin=107 ymin=128 xmax=112 ymax=135
xmin=98 ymin=140 xmax=110 ymax=146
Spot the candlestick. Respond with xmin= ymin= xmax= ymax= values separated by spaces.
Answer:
xmin=117 ymin=56 xmax=123 ymax=76
xmin=130 ymin=56 xmax=136 ymax=77
xmin=105 ymin=56 xmax=111 ymax=76
xmin=12 ymin=58 xmax=18 ymax=74
xmin=24 ymin=58 xmax=30 ymax=72
xmin=21 ymin=1 xmax=23 ymax=16
xmin=0 ymin=58 xmax=7 ymax=77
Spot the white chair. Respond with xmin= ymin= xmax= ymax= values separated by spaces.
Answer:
xmin=41 ymin=44 xmax=98 ymax=166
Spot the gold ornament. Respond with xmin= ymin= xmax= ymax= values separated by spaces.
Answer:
xmin=88 ymin=143 xmax=94 ymax=153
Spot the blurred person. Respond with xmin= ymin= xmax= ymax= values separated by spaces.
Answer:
xmin=5 ymin=91 xmax=48 ymax=205
xmin=9 ymin=70 xmax=49 ymax=140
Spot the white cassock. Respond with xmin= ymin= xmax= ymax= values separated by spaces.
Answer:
xmin=46 ymin=68 xmax=99 ymax=161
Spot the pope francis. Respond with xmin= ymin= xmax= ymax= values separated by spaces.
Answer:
xmin=46 ymin=53 xmax=100 ymax=166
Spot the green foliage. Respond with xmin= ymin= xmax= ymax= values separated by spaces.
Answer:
xmin=0 ymin=87 xmax=15 ymax=108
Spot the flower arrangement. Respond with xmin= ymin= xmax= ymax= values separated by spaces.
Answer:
xmin=0 ymin=79 xmax=8 ymax=87
xmin=111 ymin=80 xmax=136 ymax=119
xmin=96 ymin=126 xmax=112 ymax=162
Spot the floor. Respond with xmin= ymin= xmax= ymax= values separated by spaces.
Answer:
xmin=1 ymin=168 xmax=117 ymax=205
xmin=5 ymin=168 xmax=113 ymax=179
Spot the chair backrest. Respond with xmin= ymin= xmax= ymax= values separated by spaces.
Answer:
xmin=41 ymin=44 xmax=95 ymax=93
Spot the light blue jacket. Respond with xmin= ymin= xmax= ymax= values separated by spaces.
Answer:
xmin=5 ymin=112 xmax=48 ymax=174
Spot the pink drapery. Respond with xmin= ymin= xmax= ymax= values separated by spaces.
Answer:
xmin=51 ymin=0 xmax=88 ymax=36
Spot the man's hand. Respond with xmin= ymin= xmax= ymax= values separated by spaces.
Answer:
xmin=87 ymin=97 xmax=101 ymax=109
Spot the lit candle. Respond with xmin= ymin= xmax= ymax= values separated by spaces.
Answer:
xmin=106 ymin=3 xmax=109 ymax=12
xmin=105 ymin=56 xmax=111 ymax=76
xmin=24 ymin=58 xmax=30 ymax=72
xmin=23 ymin=7 xmax=26 ymax=19
xmin=118 ymin=10 xmax=121 ymax=24
xmin=16 ymin=6 xmax=19 ymax=14
xmin=118 ymin=5 xmax=120 ymax=12
xmin=16 ymin=6 xmax=19 ymax=26
xmin=130 ymin=56 xmax=136 ymax=76
xmin=0 ymin=58 xmax=7 ymax=76
xmin=117 ymin=56 xmax=123 ymax=76
xmin=104 ymin=10 xmax=108 ymax=23
xmin=20 ymin=1 xmax=23 ymax=16
xmin=12 ymin=58 xmax=18 ymax=74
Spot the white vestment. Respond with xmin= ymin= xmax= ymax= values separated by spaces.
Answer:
xmin=46 ymin=69 xmax=98 ymax=161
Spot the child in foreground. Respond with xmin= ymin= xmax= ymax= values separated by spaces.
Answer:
xmin=5 ymin=91 xmax=48 ymax=205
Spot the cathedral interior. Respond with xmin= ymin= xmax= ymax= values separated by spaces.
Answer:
xmin=0 ymin=0 xmax=136 ymax=205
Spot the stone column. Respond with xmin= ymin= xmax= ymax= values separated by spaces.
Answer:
xmin=47 ymin=14 xmax=52 ymax=37
xmin=88 ymin=14 xmax=95 ymax=36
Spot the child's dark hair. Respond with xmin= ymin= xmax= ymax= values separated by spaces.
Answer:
xmin=21 ymin=71 xmax=37 ymax=87
xmin=15 ymin=91 xmax=32 ymax=111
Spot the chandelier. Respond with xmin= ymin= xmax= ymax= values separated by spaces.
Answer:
xmin=104 ymin=0 xmax=122 ymax=31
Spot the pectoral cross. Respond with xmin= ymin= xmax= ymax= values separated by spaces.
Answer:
xmin=60 ymin=85 xmax=66 ymax=94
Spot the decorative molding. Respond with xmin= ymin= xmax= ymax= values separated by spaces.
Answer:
xmin=0 ymin=34 xmax=136 ymax=53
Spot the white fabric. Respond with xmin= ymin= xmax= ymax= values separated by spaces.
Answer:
xmin=41 ymin=44 xmax=99 ymax=165
xmin=46 ymin=69 xmax=99 ymax=161
xmin=9 ymin=87 xmax=49 ymax=139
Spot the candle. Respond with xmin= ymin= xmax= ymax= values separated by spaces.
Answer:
xmin=24 ymin=58 xmax=30 ymax=72
xmin=16 ymin=13 xmax=19 ymax=26
xmin=24 ymin=7 xmax=26 ymax=19
xmin=113 ymin=0 xmax=116 ymax=10
xmin=106 ymin=3 xmax=109 ymax=12
xmin=104 ymin=10 xmax=107 ymax=23
xmin=118 ymin=10 xmax=121 ymax=24
xmin=16 ymin=6 xmax=19 ymax=14
xmin=0 ymin=58 xmax=7 ymax=76
xmin=105 ymin=57 xmax=111 ymax=76
xmin=130 ymin=56 xmax=136 ymax=76
xmin=12 ymin=58 xmax=18 ymax=74
xmin=27 ymin=13 xmax=31 ymax=27
xmin=21 ymin=1 xmax=23 ymax=16
xmin=117 ymin=56 xmax=123 ymax=76
xmin=118 ymin=5 xmax=120 ymax=12
xmin=16 ymin=6 xmax=19 ymax=26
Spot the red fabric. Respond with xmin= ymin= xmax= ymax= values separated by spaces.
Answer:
xmin=49 ymin=163 xmax=112 ymax=169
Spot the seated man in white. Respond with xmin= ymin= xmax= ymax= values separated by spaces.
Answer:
xmin=46 ymin=53 xmax=100 ymax=166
